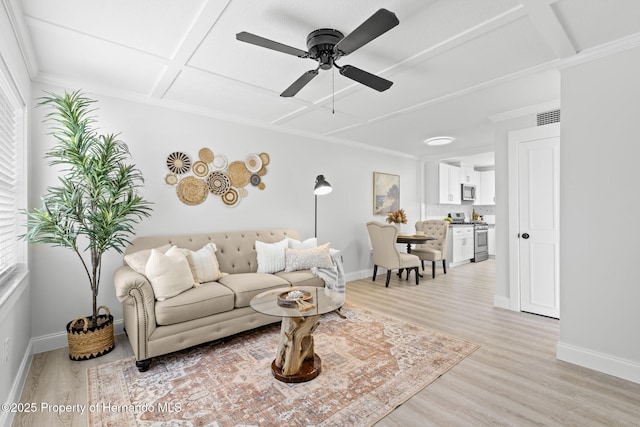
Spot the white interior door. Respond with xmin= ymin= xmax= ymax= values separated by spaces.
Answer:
xmin=508 ymin=123 xmax=560 ymax=318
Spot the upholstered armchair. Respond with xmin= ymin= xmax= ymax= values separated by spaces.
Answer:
xmin=412 ymin=220 xmax=450 ymax=278
xmin=366 ymin=221 xmax=421 ymax=287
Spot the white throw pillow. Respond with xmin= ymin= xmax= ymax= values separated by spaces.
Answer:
xmin=124 ymin=243 xmax=172 ymax=275
xmin=256 ymin=238 xmax=288 ymax=273
xmin=286 ymin=237 xmax=318 ymax=250
xmin=285 ymin=243 xmax=333 ymax=272
xmin=178 ymin=243 xmax=226 ymax=283
xmin=145 ymin=246 xmax=196 ymax=301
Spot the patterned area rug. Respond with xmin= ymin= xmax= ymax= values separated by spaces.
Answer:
xmin=87 ymin=304 xmax=479 ymax=426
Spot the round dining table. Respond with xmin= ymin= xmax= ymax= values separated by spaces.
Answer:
xmin=396 ymin=234 xmax=435 ymax=278
xmin=396 ymin=234 xmax=435 ymax=253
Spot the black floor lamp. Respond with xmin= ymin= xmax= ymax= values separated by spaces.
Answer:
xmin=314 ymin=175 xmax=332 ymax=238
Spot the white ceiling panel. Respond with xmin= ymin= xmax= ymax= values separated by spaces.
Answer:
xmin=21 ymin=0 xmax=207 ymax=58
xmin=25 ymin=18 xmax=167 ymax=94
xmin=552 ymin=0 xmax=640 ymax=52
xmin=164 ymin=68 xmax=302 ymax=123
xmin=315 ymin=16 xmax=556 ymax=120
xmin=271 ymin=105 xmax=363 ymax=136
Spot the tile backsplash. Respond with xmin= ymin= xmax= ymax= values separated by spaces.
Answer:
xmin=425 ymin=203 xmax=495 ymax=221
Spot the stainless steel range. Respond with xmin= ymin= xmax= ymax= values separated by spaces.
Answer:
xmin=448 ymin=213 xmax=488 ymax=262
xmin=472 ymin=222 xmax=488 ymax=262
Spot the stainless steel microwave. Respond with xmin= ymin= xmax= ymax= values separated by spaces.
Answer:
xmin=461 ymin=184 xmax=476 ymax=201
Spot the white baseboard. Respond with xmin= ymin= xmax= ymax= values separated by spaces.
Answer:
xmin=0 ymin=340 xmax=33 ymax=427
xmin=557 ymin=341 xmax=640 ymax=385
xmin=493 ymin=295 xmax=511 ymax=310
xmin=31 ymin=319 xmax=124 ymax=355
xmin=345 ymin=269 xmax=372 ymax=282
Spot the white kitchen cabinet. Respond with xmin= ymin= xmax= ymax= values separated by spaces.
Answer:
xmin=488 ymin=225 xmax=496 ymax=256
xmin=476 ymin=170 xmax=495 ymax=205
xmin=438 ymin=163 xmax=461 ymax=204
xmin=447 ymin=225 xmax=474 ymax=266
xmin=459 ymin=165 xmax=478 ymax=186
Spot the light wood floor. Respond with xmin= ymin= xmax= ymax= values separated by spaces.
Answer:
xmin=13 ymin=260 xmax=640 ymax=426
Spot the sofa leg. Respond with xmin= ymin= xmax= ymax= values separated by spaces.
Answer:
xmin=385 ymin=270 xmax=391 ymax=287
xmin=414 ymin=267 xmax=419 ymax=285
xmin=372 ymin=265 xmax=378 ymax=281
xmin=136 ymin=359 xmax=152 ymax=372
xmin=432 ymin=262 xmax=436 ymax=279
xmin=443 ymin=260 xmax=447 ymax=274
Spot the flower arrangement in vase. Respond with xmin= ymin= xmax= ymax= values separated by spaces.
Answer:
xmin=386 ymin=209 xmax=408 ymax=234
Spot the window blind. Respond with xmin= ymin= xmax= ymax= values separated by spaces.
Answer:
xmin=0 ymin=87 xmax=17 ymax=279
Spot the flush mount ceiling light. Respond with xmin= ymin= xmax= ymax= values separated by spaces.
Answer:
xmin=424 ymin=136 xmax=454 ymax=146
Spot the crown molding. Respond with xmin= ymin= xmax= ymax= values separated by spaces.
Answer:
xmin=557 ymin=32 xmax=640 ymax=70
xmin=2 ymin=0 xmax=38 ymax=79
xmin=489 ymin=99 xmax=560 ymax=123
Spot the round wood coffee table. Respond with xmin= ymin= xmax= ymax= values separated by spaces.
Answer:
xmin=250 ymin=286 xmax=345 ymax=383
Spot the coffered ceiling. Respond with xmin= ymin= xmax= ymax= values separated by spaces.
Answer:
xmin=15 ymin=0 xmax=640 ymax=158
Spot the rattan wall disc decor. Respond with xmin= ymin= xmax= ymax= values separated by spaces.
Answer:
xmin=165 ymin=148 xmax=270 ymax=207
xmin=165 ymin=173 xmax=178 ymax=185
xmin=259 ymin=152 xmax=270 ymax=166
xmin=222 ymin=188 xmax=239 ymax=206
xmin=207 ymin=171 xmax=230 ymax=195
xmin=198 ymin=148 xmax=214 ymax=163
xmin=227 ymin=161 xmax=251 ymax=188
xmin=245 ymin=153 xmax=262 ymax=173
xmin=166 ymin=152 xmax=191 ymax=174
xmin=192 ymin=161 xmax=209 ymax=177
xmin=176 ymin=176 xmax=208 ymax=205
xmin=212 ymin=154 xmax=228 ymax=170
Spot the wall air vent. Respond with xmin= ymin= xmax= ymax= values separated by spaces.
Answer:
xmin=537 ymin=109 xmax=560 ymax=126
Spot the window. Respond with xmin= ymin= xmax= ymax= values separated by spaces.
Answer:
xmin=0 ymin=81 xmax=19 ymax=280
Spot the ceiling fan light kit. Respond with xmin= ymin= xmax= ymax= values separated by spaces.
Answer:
xmin=236 ymin=9 xmax=399 ymax=97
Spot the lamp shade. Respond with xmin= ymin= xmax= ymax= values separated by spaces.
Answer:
xmin=314 ymin=175 xmax=332 ymax=195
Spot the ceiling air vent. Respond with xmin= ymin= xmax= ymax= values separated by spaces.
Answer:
xmin=537 ymin=109 xmax=560 ymax=126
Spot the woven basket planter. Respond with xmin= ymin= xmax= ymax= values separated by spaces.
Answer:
xmin=66 ymin=305 xmax=115 ymax=361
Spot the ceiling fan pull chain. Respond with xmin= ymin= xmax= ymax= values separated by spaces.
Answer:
xmin=332 ymin=66 xmax=335 ymax=114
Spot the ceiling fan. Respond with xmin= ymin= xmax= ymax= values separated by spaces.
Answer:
xmin=236 ymin=8 xmax=399 ymax=97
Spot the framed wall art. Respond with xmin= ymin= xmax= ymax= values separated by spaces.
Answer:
xmin=373 ymin=172 xmax=400 ymax=215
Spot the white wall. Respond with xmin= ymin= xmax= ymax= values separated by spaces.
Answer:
xmin=0 ymin=2 xmax=33 ymax=423
xmin=557 ymin=47 xmax=640 ymax=383
xmin=28 ymin=81 xmax=421 ymax=346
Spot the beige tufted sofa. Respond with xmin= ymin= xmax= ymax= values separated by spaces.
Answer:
xmin=114 ymin=228 xmax=326 ymax=371
xmin=412 ymin=220 xmax=450 ymax=278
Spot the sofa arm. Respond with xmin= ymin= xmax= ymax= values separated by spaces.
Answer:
xmin=114 ymin=266 xmax=155 ymax=304
xmin=114 ymin=266 xmax=157 ymax=359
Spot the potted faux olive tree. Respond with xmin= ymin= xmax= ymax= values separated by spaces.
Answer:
xmin=22 ymin=90 xmax=152 ymax=360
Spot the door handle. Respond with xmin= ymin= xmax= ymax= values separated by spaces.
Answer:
xmin=521 ymin=233 xmax=530 ymax=239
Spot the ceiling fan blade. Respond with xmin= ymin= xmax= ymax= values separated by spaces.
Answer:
xmin=236 ymin=31 xmax=309 ymax=58
xmin=339 ymin=65 xmax=393 ymax=92
xmin=280 ymin=70 xmax=319 ymax=97
xmin=335 ymin=9 xmax=399 ymax=55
